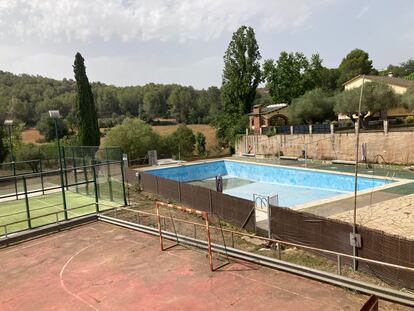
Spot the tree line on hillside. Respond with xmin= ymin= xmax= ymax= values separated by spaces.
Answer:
xmin=215 ymin=26 xmax=414 ymax=150
xmin=0 ymin=70 xmax=222 ymax=129
xmin=1 ymin=25 xmax=414 ymax=154
xmin=0 ymin=52 xmax=101 ymax=163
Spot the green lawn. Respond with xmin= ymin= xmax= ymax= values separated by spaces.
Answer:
xmin=0 ymin=190 xmax=120 ymax=236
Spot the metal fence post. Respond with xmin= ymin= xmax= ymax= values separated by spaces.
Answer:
xmin=62 ymin=147 xmax=69 ymax=190
xmin=92 ymin=159 xmax=100 ymax=213
xmin=120 ymin=157 xmax=128 ymax=206
xmin=72 ymin=148 xmax=79 ymax=193
xmin=81 ymin=149 xmax=89 ymax=195
xmin=178 ymin=182 xmax=182 ymax=202
xmin=22 ymin=176 xmax=32 ymax=229
xmin=57 ymin=143 xmax=68 ymax=220
xmin=337 ymin=255 xmax=342 ymax=275
xmin=39 ymin=158 xmax=45 ymax=195
xmin=105 ymin=148 xmax=114 ymax=201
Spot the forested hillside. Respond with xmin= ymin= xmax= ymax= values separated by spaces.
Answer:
xmin=0 ymin=70 xmax=222 ymax=127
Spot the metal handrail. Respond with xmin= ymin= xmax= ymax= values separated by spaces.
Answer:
xmin=114 ymin=206 xmax=414 ymax=273
xmin=0 ymin=203 xmax=98 ymax=236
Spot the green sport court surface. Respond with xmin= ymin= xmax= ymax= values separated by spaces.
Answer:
xmin=0 ymin=190 xmax=120 ymax=236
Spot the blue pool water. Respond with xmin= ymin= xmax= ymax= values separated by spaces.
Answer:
xmin=146 ymin=160 xmax=391 ymax=207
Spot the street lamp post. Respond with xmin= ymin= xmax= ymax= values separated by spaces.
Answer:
xmin=49 ymin=110 xmax=68 ymax=220
xmin=4 ymin=119 xmax=18 ymax=198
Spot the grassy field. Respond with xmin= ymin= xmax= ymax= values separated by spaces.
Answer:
xmin=22 ymin=124 xmax=218 ymax=149
xmin=0 ymin=190 xmax=119 ymax=236
xmin=152 ymin=124 xmax=217 ymax=149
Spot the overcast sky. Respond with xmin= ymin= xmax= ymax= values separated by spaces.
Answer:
xmin=0 ymin=0 xmax=413 ymax=89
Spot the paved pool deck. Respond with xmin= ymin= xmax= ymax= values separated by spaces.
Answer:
xmin=0 ymin=221 xmax=369 ymax=311
xmin=231 ymin=156 xmax=414 ymax=237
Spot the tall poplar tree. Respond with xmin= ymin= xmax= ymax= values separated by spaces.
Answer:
xmin=73 ymin=52 xmax=100 ymax=146
xmin=214 ymin=26 xmax=261 ymax=149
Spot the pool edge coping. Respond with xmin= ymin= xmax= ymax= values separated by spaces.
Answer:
xmin=140 ymin=158 xmax=412 ymax=210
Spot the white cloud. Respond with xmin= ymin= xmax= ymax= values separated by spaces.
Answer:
xmin=356 ymin=5 xmax=369 ymax=19
xmin=0 ymin=0 xmax=332 ymax=42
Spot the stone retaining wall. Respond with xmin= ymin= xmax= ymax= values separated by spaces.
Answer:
xmin=236 ymin=131 xmax=414 ymax=164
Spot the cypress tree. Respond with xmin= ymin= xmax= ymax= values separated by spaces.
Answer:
xmin=73 ymin=52 xmax=100 ymax=146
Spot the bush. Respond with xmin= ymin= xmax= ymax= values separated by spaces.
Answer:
xmin=36 ymin=113 xmax=69 ymax=142
xmin=405 ymin=116 xmax=414 ymax=124
xmin=165 ymin=125 xmax=195 ymax=159
xmin=104 ymin=118 xmax=161 ymax=160
xmin=266 ymin=127 xmax=276 ymax=137
xmin=15 ymin=143 xmax=44 ymax=172
xmin=195 ymin=132 xmax=206 ymax=156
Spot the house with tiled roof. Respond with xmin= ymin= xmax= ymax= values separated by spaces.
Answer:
xmin=340 ymin=74 xmax=413 ymax=122
xmin=248 ymin=104 xmax=288 ymax=134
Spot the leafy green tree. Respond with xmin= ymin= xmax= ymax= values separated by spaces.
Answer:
xmin=0 ymin=127 xmax=8 ymax=163
xmin=165 ymin=125 xmax=195 ymax=159
xmin=15 ymin=143 xmax=44 ymax=172
xmin=104 ymin=118 xmax=161 ymax=160
xmin=143 ymin=88 xmax=166 ymax=120
xmin=263 ymin=52 xmax=308 ymax=103
xmin=402 ymin=83 xmax=414 ymax=109
xmin=381 ymin=59 xmax=414 ymax=78
xmin=337 ymin=49 xmax=374 ymax=87
xmin=216 ymin=26 xmax=261 ymax=150
xmin=167 ymin=86 xmax=197 ymax=123
xmin=302 ymin=54 xmax=326 ymax=91
xmin=288 ymin=89 xmax=335 ymax=124
xmin=334 ymin=81 xmax=399 ymax=127
xmin=36 ymin=113 xmax=69 ymax=142
xmin=221 ymin=26 xmax=261 ymax=115
xmin=73 ymin=52 xmax=100 ymax=146
xmin=404 ymin=72 xmax=414 ymax=81
xmin=320 ymin=68 xmax=340 ymax=91
xmin=195 ymin=132 xmax=206 ymax=156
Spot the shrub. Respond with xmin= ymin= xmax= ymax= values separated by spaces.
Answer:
xmin=104 ymin=118 xmax=161 ymax=160
xmin=36 ymin=113 xmax=69 ymax=142
xmin=16 ymin=143 xmax=44 ymax=172
xmin=165 ymin=125 xmax=195 ymax=159
xmin=266 ymin=127 xmax=276 ymax=137
xmin=195 ymin=132 xmax=206 ymax=156
xmin=405 ymin=116 xmax=414 ymax=124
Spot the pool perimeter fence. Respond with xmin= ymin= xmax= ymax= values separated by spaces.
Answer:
xmin=139 ymin=170 xmax=414 ymax=290
xmin=0 ymin=146 xmax=127 ymax=236
xmin=140 ymin=172 xmax=255 ymax=231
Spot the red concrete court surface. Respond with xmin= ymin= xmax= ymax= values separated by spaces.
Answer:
xmin=0 ymin=222 xmax=366 ymax=310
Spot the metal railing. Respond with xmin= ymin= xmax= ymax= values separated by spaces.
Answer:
xmin=111 ymin=206 xmax=414 ymax=276
xmin=99 ymin=208 xmax=414 ymax=306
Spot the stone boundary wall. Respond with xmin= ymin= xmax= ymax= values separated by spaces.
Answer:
xmin=236 ymin=131 xmax=414 ymax=164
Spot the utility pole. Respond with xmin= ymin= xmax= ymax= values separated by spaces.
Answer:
xmin=351 ymin=75 xmax=365 ymax=270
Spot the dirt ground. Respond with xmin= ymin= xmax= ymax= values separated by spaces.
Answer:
xmin=21 ymin=128 xmax=43 ymax=143
xmin=0 ymin=221 xmax=369 ymax=311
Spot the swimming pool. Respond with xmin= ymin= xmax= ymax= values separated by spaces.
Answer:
xmin=145 ymin=160 xmax=392 ymax=208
